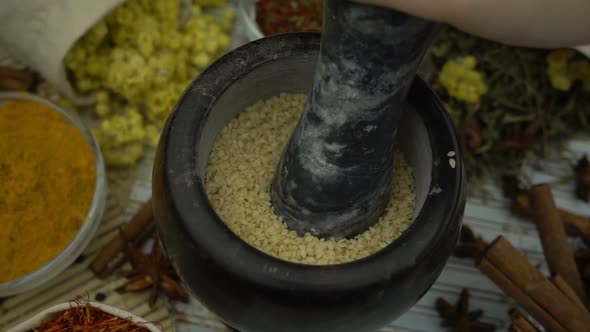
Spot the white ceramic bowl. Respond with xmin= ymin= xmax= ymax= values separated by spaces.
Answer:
xmin=6 ymin=301 xmax=161 ymax=332
xmin=0 ymin=92 xmax=107 ymax=297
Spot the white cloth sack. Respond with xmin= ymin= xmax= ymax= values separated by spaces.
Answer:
xmin=577 ymin=46 xmax=590 ymax=58
xmin=0 ymin=0 xmax=124 ymax=102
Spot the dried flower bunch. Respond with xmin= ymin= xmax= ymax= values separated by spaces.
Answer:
xmin=61 ymin=0 xmax=236 ymax=166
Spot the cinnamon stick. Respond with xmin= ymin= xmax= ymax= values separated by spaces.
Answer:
xmin=478 ymin=258 xmax=566 ymax=332
xmin=90 ymin=199 xmax=154 ymax=277
xmin=510 ymin=311 xmax=540 ymax=332
xmin=0 ymin=77 xmax=31 ymax=91
xmin=96 ymin=220 xmax=156 ymax=277
xmin=477 ymin=236 xmax=590 ymax=332
xmin=529 ymin=184 xmax=587 ymax=303
xmin=551 ymin=275 xmax=587 ymax=312
xmin=512 ymin=191 xmax=590 ymax=245
xmin=0 ymin=66 xmax=35 ymax=91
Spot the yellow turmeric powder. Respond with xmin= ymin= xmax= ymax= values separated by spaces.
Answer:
xmin=0 ymin=100 xmax=96 ymax=283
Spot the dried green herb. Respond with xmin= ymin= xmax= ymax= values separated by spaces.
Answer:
xmin=426 ymin=27 xmax=590 ymax=186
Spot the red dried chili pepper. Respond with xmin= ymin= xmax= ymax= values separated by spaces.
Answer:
xmin=256 ymin=0 xmax=323 ymax=36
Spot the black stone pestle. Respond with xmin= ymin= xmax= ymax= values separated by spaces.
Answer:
xmin=271 ymin=0 xmax=439 ymax=239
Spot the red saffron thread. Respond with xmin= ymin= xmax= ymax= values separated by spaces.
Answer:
xmin=28 ymin=299 xmax=153 ymax=332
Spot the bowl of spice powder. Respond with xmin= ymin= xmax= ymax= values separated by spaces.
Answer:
xmin=0 ymin=92 xmax=106 ymax=296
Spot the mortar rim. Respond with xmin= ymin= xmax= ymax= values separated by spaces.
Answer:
xmin=155 ymin=32 xmax=465 ymax=292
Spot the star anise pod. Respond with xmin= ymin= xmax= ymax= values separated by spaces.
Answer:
xmin=574 ymin=156 xmax=590 ymax=202
xmin=436 ymin=289 xmax=496 ymax=332
xmin=116 ymin=235 xmax=189 ymax=307
xmin=454 ymin=226 xmax=488 ymax=259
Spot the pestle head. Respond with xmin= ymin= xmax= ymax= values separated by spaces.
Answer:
xmin=271 ymin=0 xmax=438 ymax=239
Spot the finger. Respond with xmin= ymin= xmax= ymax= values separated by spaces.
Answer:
xmin=351 ymin=0 xmax=462 ymax=23
xmin=442 ymin=0 xmax=590 ymax=48
xmin=352 ymin=0 xmax=590 ymax=48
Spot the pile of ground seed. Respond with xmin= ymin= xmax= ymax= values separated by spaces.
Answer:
xmin=206 ymin=93 xmax=416 ymax=265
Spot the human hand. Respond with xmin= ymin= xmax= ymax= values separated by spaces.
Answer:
xmin=352 ymin=0 xmax=590 ymax=49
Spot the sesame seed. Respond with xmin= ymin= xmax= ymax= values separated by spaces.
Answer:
xmin=206 ymin=94 xmax=416 ymax=265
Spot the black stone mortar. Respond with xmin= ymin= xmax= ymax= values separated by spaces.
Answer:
xmin=153 ymin=32 xmax=466 ymax=332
